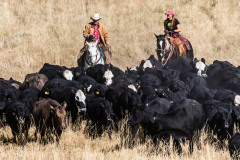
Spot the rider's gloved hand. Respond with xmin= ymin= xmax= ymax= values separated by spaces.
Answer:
xmin=89 ymin=35 xmax=95 ymax=40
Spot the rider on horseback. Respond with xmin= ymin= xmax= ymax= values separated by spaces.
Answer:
xmin=78 ymin=13 xmax=112 ymax=67
xmin=164 ymin=10 xmax=190 ymax=57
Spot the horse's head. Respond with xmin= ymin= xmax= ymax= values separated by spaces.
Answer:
xmin=86 ymin=41 xmax=99 ymax=56
xmin=84 ymin=41 xmax=103 ymax=68
xmin=155 ymin=34 xmax=172 ymax=61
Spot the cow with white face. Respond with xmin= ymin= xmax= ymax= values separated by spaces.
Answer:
xmin=194 ymin=58 xmax=208 ymax=77
xmin=48 ymin=87 xmax=86 ymax=123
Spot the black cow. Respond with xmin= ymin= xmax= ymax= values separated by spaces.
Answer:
xmin=41 ymin=78 xmax=85 ymax=98
xmin=206 ymin=60 xmax=238 ymax=89
xmin=19 ymin=86 xmax=40 ymax=113
xmin=129 ymin=98 xmax=205 ymax=153
xmin=137 ymin=73 xmax=161 ymax=88
xmin=0 ymin=87 xmax=21 ymax=124
xmin=214 ymin=88 xmax=239 ymax=106
xmin=188 ymin=84 xmax=215 ymax=104
xmin=88 ymin=83 xmax=108 ymax=98
xmin=39 ymin=63 xmax=73 ymax=80
xmin=203 ymin=100 xmax=234 ymax=141
xmin=74 ymin=73 xmax=97 ymax=92
xmin=6 ymin=100 xmax=31 ymax=142
xmin=86 ymin=64 xmax=126 ymax=86
xmin=167 ymin=57 xmax=195 ymax=74
xmin=138 ymin=55 xmax=163 ymax=71
xmin=49 ymin=87 xmax=86 ymax=123
xmin=229 ymin=132 xmax=240 ymax=158
xmin=163 ymin=79 xmax=188 ymax=98
xmin=106 ymin=85 xmax=142 ymax=121
xmin=180 ymin=72 xmax=207 ymax=92
xmin=85 ymin=95 xmax=113 ymax=138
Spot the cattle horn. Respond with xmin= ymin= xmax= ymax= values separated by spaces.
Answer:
xmin=154 ymin=33 xmax=158 ymax=38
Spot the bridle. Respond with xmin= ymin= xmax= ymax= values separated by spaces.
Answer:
xmin=156 ymin=36 xmax=174 ymax=66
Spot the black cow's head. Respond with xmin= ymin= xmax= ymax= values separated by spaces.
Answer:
xmin=121 ymin=89 xmax=142 ymax=112
xmin=99 ymin=100 xmax=113 ymax=122
xmin=208 ymin=104 xmax=233 ymax=128
xmin=93 ymin=84 xmax=108 ymax=98
xmin=128 ymin=108 xmax=144 ymax=126
xmin=7 ymin=101 xmax=30 ymax=125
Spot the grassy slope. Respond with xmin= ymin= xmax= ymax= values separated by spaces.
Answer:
xmin=0 ymin=0 xmax=239 ymax=159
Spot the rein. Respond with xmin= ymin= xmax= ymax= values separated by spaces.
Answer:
xmin=157 ymin=38 xmax=174 ymax=66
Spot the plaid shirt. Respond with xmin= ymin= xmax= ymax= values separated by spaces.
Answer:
xmin=93 ymin=24 xmax=100 ymax=42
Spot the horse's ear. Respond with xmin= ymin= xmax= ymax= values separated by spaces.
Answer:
xmin=154 ymin=33 xmax=158 ymax=38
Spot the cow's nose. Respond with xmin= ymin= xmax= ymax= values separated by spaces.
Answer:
xmin=19 ymin=118 xmax=25 ymax=124
xmin=61 ymin=126 xmax=67 ymax=130
xmin=107 ymin=118 xmax=113 ymax=122
xmin=79 ymin=107 xmax=87 ymax=112
xmin=224 ymin=124 xmax=229 ymax=128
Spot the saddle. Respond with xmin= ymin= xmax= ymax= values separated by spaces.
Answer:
xmin=170 ymin=37 xmax=191 ymax=57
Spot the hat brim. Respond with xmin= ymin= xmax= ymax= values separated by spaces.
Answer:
xmin=90 ymin=17 xmax=102 ymax=20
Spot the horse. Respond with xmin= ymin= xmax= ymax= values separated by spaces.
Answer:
xmin=155 ymin=34 xmax=194 ymax=66
xmin=78 ymin=41 xmax=105 ymax=69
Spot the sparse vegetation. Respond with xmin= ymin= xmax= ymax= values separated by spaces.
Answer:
xmin=0 ymin=0 xmax=239 ymax=159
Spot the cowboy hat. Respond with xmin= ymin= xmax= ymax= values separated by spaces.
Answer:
xmin=90 ymin=13 xmax=102 ymax=20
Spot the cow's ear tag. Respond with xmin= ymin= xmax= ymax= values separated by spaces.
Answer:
xmin=50 ymin=109 xmax=54 ymax=113
xmin=152 ymin=117 xmax=156 ymax=121
xmin=138 ymin=85 xmax=141 ymax=89
xmin=8 ymin=97 xmax=11 ymax=101
xmin=45 ymin=91 xmax=49 ymax=95
xmin=167 ymin=88 xmax=170 ymax=92
xmin=96 ymin=91 xmax=100 ymax=95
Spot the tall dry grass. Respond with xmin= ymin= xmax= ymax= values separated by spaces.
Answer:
xmin=0 ymin=0 xmax=239 ymax=159
xmin=0 ymin=119 xmax=234 ymax=160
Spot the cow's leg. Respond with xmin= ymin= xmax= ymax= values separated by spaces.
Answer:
xmin=173 ymin=139 xmax=182 ymax=154
xmin=56 ymin=129 xmax=62 ymax=144
xmin=189 ymin=139 xmax=194 ymax=154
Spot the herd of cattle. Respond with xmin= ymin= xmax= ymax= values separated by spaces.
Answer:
xmin=0 ymin=55 xmax=240 ymax=157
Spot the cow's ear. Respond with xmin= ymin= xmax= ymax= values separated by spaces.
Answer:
xmin=201 ymin=58 xmax=206 ymax=64
xmin=61 ymin=101 xmax=67 ymax=110
xmin=50 ymin=106 xmax=55 ymax=113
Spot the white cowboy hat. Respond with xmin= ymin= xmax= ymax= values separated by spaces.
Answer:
xmin=90 ymin=13 xmax=102 ymax=20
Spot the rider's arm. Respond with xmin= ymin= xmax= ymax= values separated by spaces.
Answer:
xmin=83 ymin=24 xmax=91 ymax=39
xmin=174 ymin=24 xmax=181 ymax=33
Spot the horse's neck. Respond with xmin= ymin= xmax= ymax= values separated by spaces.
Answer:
xmin=165 ymin=38 xmax=171 ymax=50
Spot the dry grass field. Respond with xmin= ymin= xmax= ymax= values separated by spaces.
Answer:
xmin=0 ymin=0 xmax=239 ymax=159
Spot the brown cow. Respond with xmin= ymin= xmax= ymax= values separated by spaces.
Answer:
xmin=22 ymin=73 xmax=48 ymax=91
xmin=33 ymin=98 xmax=67 ymax=143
